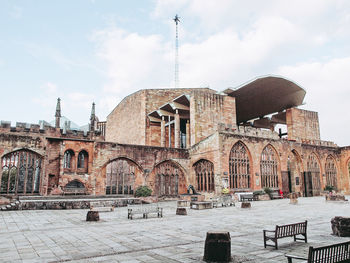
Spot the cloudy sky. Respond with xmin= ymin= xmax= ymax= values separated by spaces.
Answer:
xmin=1 ymin=0 xmax=350 ymax=145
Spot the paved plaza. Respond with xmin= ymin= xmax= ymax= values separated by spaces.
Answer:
xmin=1 ymin=196 xmax=350 ymax=263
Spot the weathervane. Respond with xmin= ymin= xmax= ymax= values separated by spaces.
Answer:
xmin=174 ymin=14 xmax=180 ymax=89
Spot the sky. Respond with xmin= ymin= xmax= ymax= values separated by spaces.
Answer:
xmin=1 ymin=0 xmax=350 ymax=146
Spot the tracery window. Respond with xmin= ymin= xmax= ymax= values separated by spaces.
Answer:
xmin=260 ymin=145 xmax=278 ymax=188
xmin=155 ymin=161 xmax=184 ymax=196
xmin=1 ymin=150 xmax=41 ymax=194
xmin=229 ymin=141 xmax=250 ymax=189
xmin=306 ymin=153 xmax=321 ymax=192
xmin=106 ymin=159 xmax=135 ymax=195
xmin=63 ymin=150 xmax=74 ymax=169
xmin=77 ymin=150 xmax=88 ymax=172
xmin=325 ymin=156 xmax=337 ymax=188
xmin=194 ymin=160 xmax=214 ymax=192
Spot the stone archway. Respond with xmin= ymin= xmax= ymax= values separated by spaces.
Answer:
xmin=149 ymin=161 xmax=186 ymax=197
xmin=105 ymin=158 xmax=140 ymax=195
xmin=284 ymin=150 xmax=303 ymax=196
xmin=305 ymin=153 xmax=321 ymax=196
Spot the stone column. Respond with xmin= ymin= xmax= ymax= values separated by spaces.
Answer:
xmin=174 ymin=109 xmax=180 ymax=148
xmin=186 ymin=120 xmax=190 ymax=148
xmin=161 ymin=116 xmax=165 ymax=147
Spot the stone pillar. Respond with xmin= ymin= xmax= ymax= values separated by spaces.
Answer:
xmin=175 ymin=109 xmax=180 ymax=148
xmin=86 ymin=211 xmax=100 ymax=221
xmin=186 ymin=120 xmax=190 ymax=148
xmin=161 ymin=116 xmax=165 ymax=147
xmin=168 ymin=116 xmax=171 ymax=147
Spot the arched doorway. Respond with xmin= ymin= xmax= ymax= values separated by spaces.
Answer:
xmin=153 ymin=161 xmax=186 ymax=196
xmin=194 ymin=159 xmax=215 ymax=192
xmin=1 ymin=150 xmax=42 ymax=194
xmin=305 ymin=153 xmax=321 ymax=196
xmin=284 ymin=150 xmax=303 ymax=196
xmin=229 ymin=141 xmax=251 ymax=190
xmin=325 ymin=156 xmax=337 ymax=189
xmin=105 ymin=158 xmax=138 ymax=195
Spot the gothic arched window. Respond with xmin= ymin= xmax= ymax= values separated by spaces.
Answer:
xmin=229 ymin=141 xmax=251 ymax=189
xmin=260 ymin=145 xmax=278 ymax=188
xmin=1 ymin=150 xmax=41 ymax=194
xmin=77 ymin=150 xmax=88 ymax=172
xmin=194 ymin=160 xmax=214 ymax=192
xmin=63 ymin=150 xmax=74 ymax=170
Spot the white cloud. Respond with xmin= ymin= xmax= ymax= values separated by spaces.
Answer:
xmin=92 ymin=27 xmax=173 ymax=93
xmin=10 ymin=6 xmax=22 ymax=19
xmin=278 ymin=57 xmax=350 ymax=146
xmin=90 ymin=1 xmax=350 ymax=145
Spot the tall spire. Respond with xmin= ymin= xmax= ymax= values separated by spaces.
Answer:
xmin=55 ymin=98 xmax=61 ymax=128
xmin=90 ymin=102 xmax=95 ymax=121
xmin=90 ymin=102 xmax=96 ymax=132
xmin=174 ymin=14 xmax=180 ymax=89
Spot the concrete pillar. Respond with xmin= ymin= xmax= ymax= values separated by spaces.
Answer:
xmin=186 ymin=120 xmax=190 ymax=148
xmin=161 ymin=116 xmax=165 ymax=147
xmin=175 ymin=110 xmax=180 ymax=148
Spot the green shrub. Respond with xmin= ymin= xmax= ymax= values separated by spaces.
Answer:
xmin=324 ymin=185 xmax=336 ymax=192
xmin=134 ymin=186 xmax=152 ymax=197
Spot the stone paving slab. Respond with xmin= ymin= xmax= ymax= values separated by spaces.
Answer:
xmin=1 ymin=196 xmax=350 ymax=262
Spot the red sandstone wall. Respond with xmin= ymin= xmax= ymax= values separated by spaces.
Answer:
xmin=286 ymin=108 xmax=321 ymax=142
xmin=190 ymin=91 xmax=236 ymax=146
xmin=106 ymin=90 xmax=146 ymax=145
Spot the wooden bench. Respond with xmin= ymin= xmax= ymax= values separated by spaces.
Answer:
xmin=241 ymin=193 xmax=257 ymax=202
xmin=285 ymin=240 xmax=350 ymax=262
xmin=212 ymin=196 xmax=235 ymax=208
xmin=127 ymin=204 xmax=163 ymax=220
xmin=62 ymin=187 xmax=86 ymax=195
xmin=90 ymin=201 xmax=114 ymax=212
xmin=263 ymin=221 xmax=307 ymax=249
xmin=271 ymin=191 xmax=284 ymax=199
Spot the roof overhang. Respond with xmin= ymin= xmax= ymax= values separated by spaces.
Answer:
xmin=224 ymin=76 xmax=306 ymax=123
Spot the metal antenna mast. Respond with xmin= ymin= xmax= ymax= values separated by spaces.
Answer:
xmin=174 ymin=14 xmax=180 ymax=89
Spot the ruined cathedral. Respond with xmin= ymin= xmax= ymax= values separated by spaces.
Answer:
xmin=1 ymin=76 xmax=350 ymax=198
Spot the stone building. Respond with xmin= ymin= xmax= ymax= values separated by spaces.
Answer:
xmin=1 ymin=76 xmax=349 ymax=198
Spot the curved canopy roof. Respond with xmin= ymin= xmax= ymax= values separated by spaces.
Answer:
xmin=223 ymin=76 xmax=306 ymax=123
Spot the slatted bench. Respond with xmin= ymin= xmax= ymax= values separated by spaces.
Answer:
xmin=285 ymin=240 xmax=350 ymax=262
xmin=211 ymin=197 xmax=234 ymax=208
xmin=271 ymin=191 xmax=284 ymax=199
xmin=62 ymin=187 xmax=86 ymax=195
xmin=127 ymin=204 xmax=163 ymax=220
xmin=241 ymin=193 xmax=257 ymax=202
xmin=90 ymin=201 xmax=114 ymax=212
xmin=263 ymin=220 xmax=307 ymax=249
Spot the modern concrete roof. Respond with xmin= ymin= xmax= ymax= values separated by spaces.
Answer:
xmin=223 ymin=76 xmax=306 ymax=123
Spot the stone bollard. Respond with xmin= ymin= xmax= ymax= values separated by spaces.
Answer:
xmin=86 ymin=211 xmax=100 ymax=221
xmin=203 ymin=231 xmax=231 ymax=262
xmin=331 ymin=216 xmax=350 ymax=237
xmin=290 ymin=198 xmax=298 ymax=205
xmin=288 ymin=192 xmax=298 ymax=205
xmin=241 ymin=202 xmax=251 ymax=208
xmin=176 ymin=207 xmax=187 ymax=215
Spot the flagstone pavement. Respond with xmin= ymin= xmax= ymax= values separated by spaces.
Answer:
xmin=1 ymin=196 xmax=350 ymax=263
